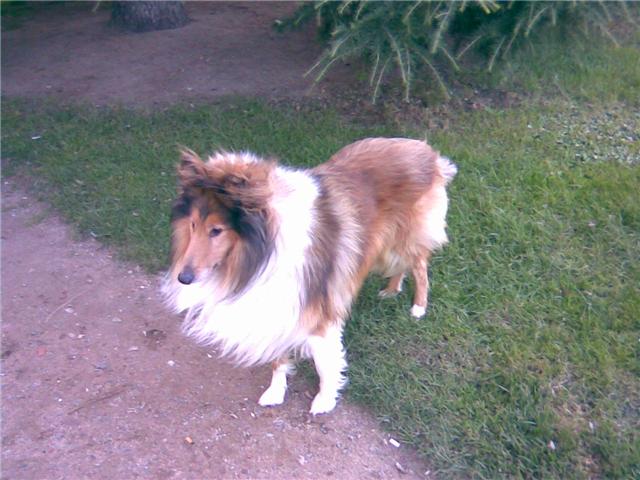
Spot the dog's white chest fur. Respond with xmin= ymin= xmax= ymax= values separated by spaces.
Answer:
xmin=163 ymin=168 xmax=318 ymax=366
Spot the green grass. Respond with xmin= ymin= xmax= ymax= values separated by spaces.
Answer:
xmin=489 ymin=31 xmax=640 ymax=105
xmin=2 ymin=39 xmax=639 ymax=479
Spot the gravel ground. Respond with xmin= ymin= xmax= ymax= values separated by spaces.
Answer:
xmin=537 ymin=104 xmax=640 ymax=165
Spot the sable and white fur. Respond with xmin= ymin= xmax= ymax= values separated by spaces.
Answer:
xmin=162 ymin=138 xmax=456 ymax=414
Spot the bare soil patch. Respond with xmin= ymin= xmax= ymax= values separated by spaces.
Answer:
xmin=1 ymin=2 xmax=349 ymax=106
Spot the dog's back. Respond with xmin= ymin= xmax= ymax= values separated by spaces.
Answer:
xmin=314 ymin=138 xmax=439 ymax=217
xmin=311 ymin=138 xmax=454 ymax=285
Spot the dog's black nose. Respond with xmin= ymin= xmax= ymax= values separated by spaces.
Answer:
xmin=178 ymin=266 xmax=195 ymax=285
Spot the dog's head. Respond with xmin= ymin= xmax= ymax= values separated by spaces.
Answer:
xmin=169 ymin=149 xmax=276 ymax=298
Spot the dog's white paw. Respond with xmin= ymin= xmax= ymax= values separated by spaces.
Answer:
xmin=309 ymin=392 xmax=337 ymax=415
xmin=410 ymin=304 xmax=426 ymax=318
xmin=258 ymin=385 xmax=286 ymax=407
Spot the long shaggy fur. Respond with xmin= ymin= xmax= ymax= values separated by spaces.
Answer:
xmin=162 ymin=138 xmax=456 ymax=413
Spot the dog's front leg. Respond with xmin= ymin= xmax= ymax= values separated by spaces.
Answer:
xmin=258 ymin=356 xmax=293 ymax=407
xmin=307 ymin=324 xmax=348 ymax=414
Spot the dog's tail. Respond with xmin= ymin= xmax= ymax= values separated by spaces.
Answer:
xmin=436 ymin=155 xmax=458 ymax=185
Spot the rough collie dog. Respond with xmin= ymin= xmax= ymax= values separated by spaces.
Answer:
xmin=162 ymin=138 xmax=456 ymax=414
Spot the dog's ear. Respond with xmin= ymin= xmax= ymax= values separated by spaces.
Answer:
xmin=222 ymin=173 xmax=248 ymax=189
xmin=177 ymin=148 xmax=207 ymax=185
xmin=220 ymin=164 xmax=272 ymax=212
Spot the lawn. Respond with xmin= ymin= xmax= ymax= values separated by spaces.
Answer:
xmin=2 ymin=36 xmax=639 ymax=478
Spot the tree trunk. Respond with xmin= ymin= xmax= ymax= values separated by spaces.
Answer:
xmin=111 ymin=1 xmax=189 ymax=33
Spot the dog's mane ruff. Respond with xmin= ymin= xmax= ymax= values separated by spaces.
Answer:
xmin=165 ymin=160 xmax=320 ymax=367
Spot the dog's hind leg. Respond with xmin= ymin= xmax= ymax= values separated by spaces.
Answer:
xmin=307 ymin=324 xmax=347 ymax=415
xmin=258 ymin=356 xmax=293 ymax=407
xmin=410 ymin=253 xmax=430 ymax=318
xmin=378 ymin=272 xmax=405 ymax=298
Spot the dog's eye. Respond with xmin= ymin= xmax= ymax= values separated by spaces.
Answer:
xmin=209 ymin=227 xmax=223 ymax=238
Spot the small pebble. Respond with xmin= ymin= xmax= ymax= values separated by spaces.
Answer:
xmin=94 ymin=360 xmax=109 ymax=370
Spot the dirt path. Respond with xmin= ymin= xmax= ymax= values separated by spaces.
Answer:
xmin=1 ymin=2 xmax=430 ymax=479
xmin=1 ymin=2 xmax=349 ymax=106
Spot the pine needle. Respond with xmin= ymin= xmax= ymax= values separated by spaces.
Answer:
xmin=416 ymin=51 xmax=450 ymax=101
